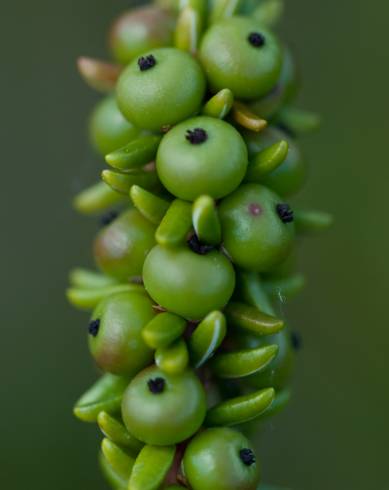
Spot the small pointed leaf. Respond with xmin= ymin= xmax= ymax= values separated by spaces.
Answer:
xmin=69 ymin=268 xmax=119 ymax=289
xmin=246 ymin=141 xmax=289 ymax=181
xmin=205 ymin=387 xmax=275 ymax=426
xmin=97 ymin=412 xmax=143 ymax=455
xmin=253 ymin=0 xmax=284 ymax=27
xmin=263 ymin=274 xmax=306 ymax=301
xmin=277 ymin=106 xmax=321 ymax=134
xmin=99 ymin=452 xmax=128 ymax=490
xmin=155 ymin=199 xmax=192 ymax=246
xmin=225 ymin=302 xmax=284 ymax=335
xmin=77 ymin=57 xmax=121 ymax=92
xmin=101 ymin=438 xmax=135 ymax=480
xmin=202 ymin=89 xmax=234 ymax=119
xmin=233 ymin=102 xmax=267 ymax=132
xmin=105 ymin=135 xmax=161 ymax=171
xmin=237 ymin=272 xmax=275 ymax=315
xmin=188 ymin=311 xmax=227 ymax=368
xmin=130 ymin=185 xmax=170 ymax=225
xmin=174 ymin=6 xmax=202 ymax=54
xmin=211 ymin=345 xmax=279 ymax=378
xmin=294 ymin=209 xmax=334 ymax=234
xmin=73 ymin=374 xmax=129 ymax=422
xmin=155 ymin=339 xmax=189 ymax=375
xmin=66 ymin=284 xmax=145 ymax=311
xmin=73 ymin=181 xmax=126 ymax=215
xmin=192 ymin=195 xmax=221 ymax=245
xmin=142 ymin=312 xmax=187 ymax=349
xmin=210 ymin=0 xmax=242 ymax=23
xmin=129 ymin=445 xmax=176 ymax=490
xmin=102 ymin=169 xmax=158 ymax=195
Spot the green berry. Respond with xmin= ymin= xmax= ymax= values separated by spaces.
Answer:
xmin=121 ymin=366 xmax=206 ymax=445
xmin=94 ymin=208 xmax=156 ymax=281
xmin=109 ymin=6 xmax=175 ymax=65
xmin=219 ymin=183 xmax=294 ymax=272
xmin=183 ymin=427 xmax=260 ymax=490
xmin=89 ymin=96 xmax=141 ymax=156
xmin=199 ymin=17 xmax=283 ymax=100
xmin=244 ymin=126 xmax=307 ymax=196
xmin=116 ymin=47 xmax=206 ymax=131
xmin=88 ymin=291 xmax=155 ymax=376
xmin=143 ymin=244 xmax=235 ymax=320
xmin=250 ymin=48 xmax=298 ymax=119
xmin=156 ymin=116 xmax=248 ymax=200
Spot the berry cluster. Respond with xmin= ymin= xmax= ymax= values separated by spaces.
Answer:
xmin=69 ymin=1 xmax=332 ymax=489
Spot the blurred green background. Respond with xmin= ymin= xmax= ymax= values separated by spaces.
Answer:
xmin=1 ymin=0 xmax=388 ymax=488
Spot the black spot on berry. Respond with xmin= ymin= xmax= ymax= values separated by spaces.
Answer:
xmin=138 ymin=54 xmax=156 ymax=71
xmin=291 ymin=330 xmax=303 ymax=351
xmin=188 ymin=234 xmax=215 ymax=255
xmin=276 ymin=203 xmax=294 ymax=223
xmin=186 ymin=128 xmax=208 ymax=145
xmin=88 ymin=319 xmax=100 ymax=337
xmin=248 ymin=32 xmax=266 ymax=48
xmin=148 ymin=377 xmax=165 ymax=394
xmin=100 ymin=210 xmax=118 ymax=227
xmin=239 ymin=448 xmax=256 ymax=466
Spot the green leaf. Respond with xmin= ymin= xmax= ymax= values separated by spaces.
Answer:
xmin=73 ymin=374 xmax=129 ymax=422
xmin=202 ymin=88 xmax=234 ymax=119
xmin=102 ymin=169 xmax=158 ymax=195
xmin=211 ymin=345 xmax=279 ymax=378
xmin=142 ymin=312 xmax=187 ymax=349
xmin=263 ymin=274 xmax=306 ymax=301
xmin=205 ymin=388 xmax=275 ymax=426
xmin=188 ymin=311 xmax=227 ymax=368
xmin=129 ymin=445 xmax=176 ymax=490
xmin=105 ymin=135 xmax=161 ymax=171
xmin=192 ymin=195 xmax=222 ymax=245
xmin=225 ymin=302 xmax=284 ymax=335
xmin=73 ymin=181 xmax=126 ymax=215
xmin=277 ymin=106 xmax=321 ymax=134
xmin=101 ymin=438 xmax=135 ymax=480
xmin=66 ymin=283 xmax=145 ymax=311
xmin=130 ymin=185 xmax=170 ymax=225
xmin=155 ymin=199 xmax=192 ymax=246
xmin=69 ymin=268 xmax=119 ymax=289
xmin=246 ymin=141 xmax=289 ymax=181
xmin=155 ymin=339 xmax=189 ymax=375
xmin=99 ymin=452 xmax=128 ymax=490
xmin=77 ymin=57 xmax=120 ymax=93
xmin=294 ymin=209 xmax=334 ymax=234
xmin=97 ymin=411 xmax=143 ymax=455
xmin=253 ymin=0 xmax=284 ymax=27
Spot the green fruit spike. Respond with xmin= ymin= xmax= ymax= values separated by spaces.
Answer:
xmin=205 ymin=387 xmax=275 ymax=426
xmin=73 ymin=181 xmax=126 ymax=215
xmin=245 ymin=140 xmax=289 ymax=181
xmin=277 ymin=106 xmax=321 ymax=134
xmin=232 ymin=102 xmax=268 ymax=133
xmin=142 ymin=312 xmax=187 ymax=349
xmin=192 ymin=195 xmax=222 ymax=245
xmin=253 ymin=0 xmax=284 ymax=28
xmin=294 ymin=209 xmax=334 ymax=234
xmin=210 ymin=344 xmax=279 ymax=379
xmin=155 ymin=339 xmax=189 ymax=375
xmin=130 ymin=185 xmax=170 ymax=225
xmin=73 ymin=374 xmax=129 ymax=423
xmin=129 ymin=445 xmax=176 ymax=490
xmin=101 ymin=438 xmax=135 ymax=481
xmin=102 ymin=169 xmax=158 ymax=195
xmin=105 ymin=135 xmax=162 ymax=172
xmin=155 ymin=199 xmax=192 ymax=246
xmin=202 ymin=89 xmax=234 ymax=119
xmin=210 ymin=0 xmax=242 ymax=23
xmin=97 ymin=412 xmax=144 ymax=455
xmin=69 ymin=268 xmax=119 ymax=289
xmin=174 ymin=6 xmax=202 ymax=54
xmin=99 ymin=451 xmax=128 ymax=490
xmin=66 ymin=284 xmax=145 ymax=311
xmin=263 ymin=274 xmax=306 ymax=301
xmin=225 ymin=302 xmax=284 ymax=335
xmin=77 ymin=57 xmax=121 ymax=93
xmin=188 ymin=311 xmax=227 ymax=368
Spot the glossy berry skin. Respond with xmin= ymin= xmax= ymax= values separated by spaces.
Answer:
xmin=156 ymin=116 xmax=248 ymax=201
xmin=250 ymin=48 xmax=298 ymax=119
xmin=143 ymin=244 xmax=235 ymax=320
xmin=244 ymin=126 xmax=307 ymax=197
xmin=219 ymin=183 xmax=294 ymax=272
xmin=89 ymin=96 xmax=140 ymax=156
xmin=199 ymin=17 xmax=283 ymax=100
xmin=116 ymin=47 xmax=206 ymax=131
xmin=109 ymin=6 xmax=175 ymax=65
xmin=94 ymin=208 xmax=156 ymax=282
xmin=88 ymin=291 xmax=155 ymax=376
xmin=121 ymin=366 xmax=207 ymax=445
xmin=183 ymin=428 xmax=260 ymax=490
